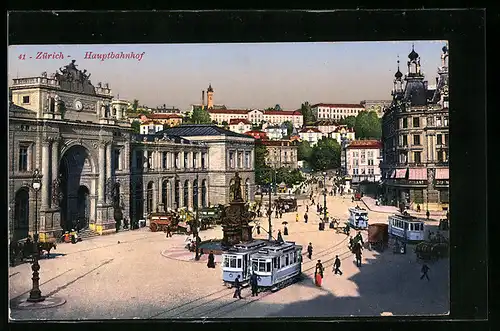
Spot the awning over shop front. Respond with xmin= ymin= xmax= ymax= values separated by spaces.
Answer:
xmin=435 ymin=168 xmax=449 ymax=180
xmin=395 ymin=168 xmax=407 ymax=179
xmin=409 ymin=168 xmax=427 ymax=180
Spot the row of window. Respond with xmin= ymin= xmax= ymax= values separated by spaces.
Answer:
xmin=316 ymin=108 xmax=359 ymax=114
xmin=228 ymin=151 xmax=252 ymax=169
xmin=135 ymin=150 xmax=207 ymax=170
xmin=399 ymin=133 xmax=449 ymax=147
xmin=352 ymin=168 xmax=376 ymax=175
xmin=352 ymin=159 xmax=376 ymax=166
xmin=400 ymin=116 xmax=449 ymax=129
xmin=391 ymin=219 xmax=424 ymax=231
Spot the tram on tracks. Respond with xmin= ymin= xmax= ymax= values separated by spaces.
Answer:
xmin=348 ymin=206 xmax=369 ymax=230
xmin=388 ymin=213 xmax=425 ymax=242
xmin=221 ymin=240 xmax=268 ymax=288
xmin=250 ymin=241 xmax=303 ymax=292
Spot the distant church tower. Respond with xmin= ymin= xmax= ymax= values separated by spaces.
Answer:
xmin=207 ymin=84 xmax=214 ymax=109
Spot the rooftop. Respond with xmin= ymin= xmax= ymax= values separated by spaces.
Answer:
xmin=312 ymin=103 xmax=365 ymax=109
xmin=347 ymin=140 xmax=382 ymax=149
xmin=157 ymin=124 xmax=254 ymax=139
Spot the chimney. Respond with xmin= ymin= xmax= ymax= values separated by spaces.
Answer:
xmin=202 ymin=90 xmax=205 ymax=106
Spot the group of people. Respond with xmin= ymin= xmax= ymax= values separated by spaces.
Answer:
xmin=232 ymin=271 xmax=260 ymax=299
xmin=62 ymin=229 xmax=81 ymax=244
xmin=314 ymin=255 xmax=344 ymax=286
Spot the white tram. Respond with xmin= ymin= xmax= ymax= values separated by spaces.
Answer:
xmin=388 ymin=213 xmax=425 ymax=242
xmin=221 ymin=240 xmax=268 ymax=287
xmin=348 ymin=206 xmax=369 ymax=230
xmin=250 ymin=241 xmax=302 ymax=292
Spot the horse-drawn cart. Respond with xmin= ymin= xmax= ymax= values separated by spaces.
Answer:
xmin=367 ymin=223 xmax=389 ymax=251
xmin=148 ymin=212 xmax=175 ymax=232
xmin=415 ymin=241 xmax=448 ymax=261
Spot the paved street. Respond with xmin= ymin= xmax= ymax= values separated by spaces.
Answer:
xmin=9 ymin=190 xmax=449 ymax=320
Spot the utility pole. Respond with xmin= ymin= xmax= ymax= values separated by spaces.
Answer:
xmin=268 ymin=169 xmax=273 ymax=241
xmin=323 ymin=171 xmax=327 ymax=223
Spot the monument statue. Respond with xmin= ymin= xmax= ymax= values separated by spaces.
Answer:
xmin=54 ymin=60 xmax=96 ymax=94
xmin=231 ymin=172 xmax=243 ymax=202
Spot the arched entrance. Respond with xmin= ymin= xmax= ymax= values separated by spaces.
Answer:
xmin=59 ymin=145 xmax=95 ymax=231
xmin=76 ymin=186 xmax=90 ymax=229
xmin=13 ymin=187 xmax=30 ymax=240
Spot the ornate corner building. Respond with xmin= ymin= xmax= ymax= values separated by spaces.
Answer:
xmin=9 ymin=62 xmax=255 ymax=241
xmin=381 ymin=45 xmax=449 ymax=211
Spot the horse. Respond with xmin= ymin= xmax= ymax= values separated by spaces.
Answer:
xmin=38 ymin=241 xmax=57 ymax=258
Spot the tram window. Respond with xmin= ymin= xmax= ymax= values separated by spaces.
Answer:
xmin=259 ymin=261 xmax=266 ymax=272
xmin=223 ymin=257 xmax=229 ymax=267
xmin=281 ymin=256 xmax=285 ymax=268
xmin=237 ymin=259 xmax=242 ymax=268
xmin=252 ymin=261 xmax=258 ymax=271
xmin=273 ymin=257 xmax=277 ymax=268
xmin=230 ymin=257 xmax=237 ymax=268
xmin=266 ymin=262 xmax=271 ymax=272
xmin=285 ymin=254 xmax=289 ymax=266
xmin=410 ymin=224 xmax=413 ymax=231
xmin=293 ymin=252 xmax=297 ymax=263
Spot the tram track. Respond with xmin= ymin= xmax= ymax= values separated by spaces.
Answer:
xmin=150 ymin=235 xmax=352 ymax=319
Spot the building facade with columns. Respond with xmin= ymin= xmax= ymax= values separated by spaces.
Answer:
xmin=8 ymin=62 xmax=256 ymax=242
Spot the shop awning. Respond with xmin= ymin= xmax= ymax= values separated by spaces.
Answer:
xmin=409 ymin=168 xmax=427 ymax=180
xmin=395 ymin=168 xmax=407 ymax=179
xmin=435 ymin=168 xmax=449 ymax=180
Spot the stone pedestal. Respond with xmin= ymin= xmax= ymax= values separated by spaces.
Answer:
xmin=38 ymin=208 xmax=63 ymax=242
xmin=221 ymin=200 xmax=253 ymax=247
xmin=95 ymin=205 xmax=116 ymax=235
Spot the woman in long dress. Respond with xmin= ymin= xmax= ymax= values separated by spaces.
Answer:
xmin=314 ymin=260 xmax=324 ymax=286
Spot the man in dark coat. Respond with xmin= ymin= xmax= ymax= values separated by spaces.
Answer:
xmin=233 ymin=275 xmax=243 ymax=299
xmin=250 ymin=272 xmax=259 ymax=297
xmin=304 ymin=212 xmax=309 ymax=223
xmin=333 ymin=255 xmax=343 ymax=275
xmin=277 ymin=230 xmax=284 ymax=243
xmin=307 ymin=243 xmax=313 ymax=259
xmin=207 ymin=251 xmax=216 ymax=268
xmin=283 ymin=226 xmax=288 ymax=236
xmin=426 ymin=210 xmax=430 ymax=219
xmin=166 ymin=225 xmax=172 ymax=238
xmin=355 ymin=231 xmax=364 ymax=245
xmin=421 ymin=264 xmax=430 ymax=281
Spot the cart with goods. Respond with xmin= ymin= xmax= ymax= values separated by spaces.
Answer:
xmin=148 ymin=212 xmax=175 ymax=232
xmin=415 ymin=241 xmax=449 ymax=261
xmin=367 ymin=223 xmax=389 ymax=252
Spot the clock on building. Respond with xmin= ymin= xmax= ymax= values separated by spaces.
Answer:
xmin=74 ymin=100 xmax=83 ymax=111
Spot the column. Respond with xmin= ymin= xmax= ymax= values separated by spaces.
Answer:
xmin=106 ymin=142 xmax=112 ymax=204
xmin=158 ymin=178 xmax=163 ymax=210
xmin=51 ymin=138 xmax=59 ymax=209
xmin=152 ymin=182 xmax=158 ymax=212
xmin=178 ymin=181 xmax=183 ymax=208
xmin=98 ymin=141 xmax=106 ymax=205
xmin=41 ymin=139 xmax=50 ymax=209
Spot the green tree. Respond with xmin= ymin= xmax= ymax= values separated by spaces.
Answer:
xmin=300 ymin=101 xmax=315 ymax=124
xmin=189 ymin=106 xmax=212 ymax=124
xmin=309 ymin=137 xmax=341 ymax=171
xmin=132 ymin=99 xmax=139 ymax=113
xmin=276 ymin=168 xmax=305 ymax=187
xmin=131 ymin=121 xmax=140 ymax=133
xmin=282 ymin=120 xmax=294 ymax=137
xmin=221 ymin=120 xmax=229 ymax=129
xmin=340 ymin=115 xmax=356 ymax=129
xmin=297 ymin=141 xmax=313 ymax=161
xmin=354 ymin=111 xmax=382 ymax=139
xmin=254 ymin=140 xmax=271 ymax=185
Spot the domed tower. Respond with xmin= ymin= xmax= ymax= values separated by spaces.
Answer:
xmin=407 ymin=44 xmax=422 ymax=76
xmin=441 ymin=43 xmax=449 ymax=70
xmin=207 ymin=84 xmax=214 ymax=109
xmin=392 ymin=56 xmax=404 ymax=98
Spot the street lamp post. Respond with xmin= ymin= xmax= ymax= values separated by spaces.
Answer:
xmin=323 ymin=171 xmax=327 ymax=223
xmin=28 ymin=169 xmax=45 ymax=303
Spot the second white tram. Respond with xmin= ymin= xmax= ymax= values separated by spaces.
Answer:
xmin=388 ymin=213 xmax=425 ymax=242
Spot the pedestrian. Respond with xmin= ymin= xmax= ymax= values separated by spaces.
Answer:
xmin=426 ymin=210 xmax=430 ymax=219
xmin=355 ymin=231 xmax=364 ymax=245
xmin=275 ymin=209 xmax=279 ymax=219
xmin=296 ymin=213 xmax=299 ymax=222
xmin=333 ymin=255 xmax=343 ymax=275
xmin=348 ymin=236 xmax=354 ymax=250
xmin=207 ymin=251 xmax=216 ymax=268
xmin=307 ymin=242 xmax=313 ymax=259
xmin=166 ymin=225 xmax=172 ymax=238
xmin=311 ymin=198 xmax=315 ymax=206
xmin=420 ymin=264 xmax=430 ymax=281
xmin=283 ymin=225 xmax=288 ymax=236
xmin=355 ymin=247 xmax=362 ymax=267
xmin=250 ymin=272 xmax=259 ymax=296
xmin=306 ymin=205 xmax=309 ymax=212
xmin=279 ymin=209 xmax=283 ymax=219
xmin=304 ymin=212 xmax=309 ymax=224
xmin=416 ymin=204 xmax=421 ymax=212
xmin=233 ymin=275 xmax=243 ymax=299
xmin=315 ymin=259 xmax=324 ymax=287
xmin=277 ymin=229 xmax=284 ymax=242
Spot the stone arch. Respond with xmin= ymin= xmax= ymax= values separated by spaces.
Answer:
xmin=13 ymin=187 xmax=30 ymax=240
xmin=59 ymin=140 xmax=98 ymax=173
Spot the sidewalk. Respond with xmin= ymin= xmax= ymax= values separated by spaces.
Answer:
xmin=361 ymin=197 xmax=446 ymax=218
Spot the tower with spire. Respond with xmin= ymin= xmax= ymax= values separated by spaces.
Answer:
xmin=207 ymin=83 xmax=214 ymax=109
xmin=392 ymin=56 xmax=404 ymax=98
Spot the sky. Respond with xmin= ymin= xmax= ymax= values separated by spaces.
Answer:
xmin=8 ymin=41 xmax=446 ymax=111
